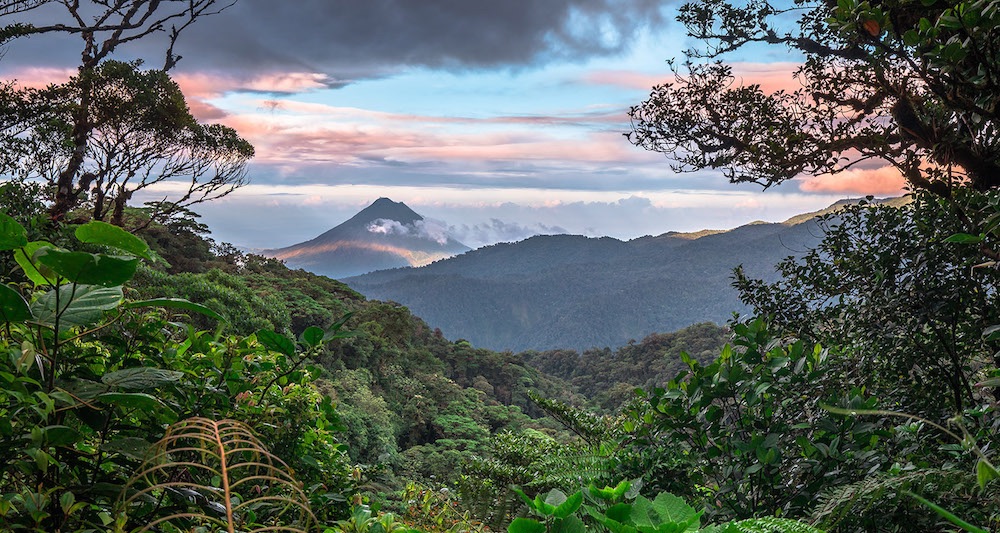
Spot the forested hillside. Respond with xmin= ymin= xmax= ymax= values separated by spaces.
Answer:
xmin=129 ymin=208 xmax=584 ymax=481
xmin=520 ymin=322 xmax=729 ymax=410
xmin=347 ymin=213 xmax=826 ymax=351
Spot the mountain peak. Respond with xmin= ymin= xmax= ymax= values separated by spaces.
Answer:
xmin=346 ymin=197 xmax=422 ymax=227
xmin=263 ymin=198 xmax=469 ymax=279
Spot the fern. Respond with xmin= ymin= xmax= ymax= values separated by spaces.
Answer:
xmin=116 ymin=417 xmax=318 ymax=533
xmin=528 ymin=391 xmax=622 ymax=446
xmin=722 ymin=517 xmax=825 ymax=533
xmin=521 ymin=392 xmax=620 ymax=489
xmin=810 ymin=469 xmax=982 ymax=531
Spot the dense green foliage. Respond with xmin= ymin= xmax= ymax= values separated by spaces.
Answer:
xmin=522 ymin=323 xmax=729 ymax=410
xmin=8 ymin=182 xmax=1000 ymax=532
xmin=728 ymin=192 xmax=1000 ymax=530
xmin=621 ymin=0 xmax=1000 ymax=527
xmin=625 ymin=320 xmax=885 ymax=520
xmin=0 ymin=213 xmax=352 ymax=530
xmin=736 ymin=193 xmax=1000 ymax=418
xmin=124 ymin=207 xmax=582 ymax=492
xmin=507 ymin=481 xmax=822 ymax=533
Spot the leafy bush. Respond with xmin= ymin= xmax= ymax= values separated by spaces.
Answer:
xmin=735 ymin=192 xmax=1000 ymax=421
xmin=508 ymin=481 xmax=824 ymax=533
xmin=0 ymin=213 xmax=353 ymax=530
xmin=623 ymin=319 xmax=888 ymax=521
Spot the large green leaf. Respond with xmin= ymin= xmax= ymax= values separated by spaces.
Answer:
xmin=57 ymin=378 xmax=108 ymax=400
xmin=587 ymin=507 xmax=638 ymax=533
xmin=75 ymin=220 xmax=152 ymax=259
xmin=0 ymin=284 xmax=31 ymax=323
xmin=37 ymin=250 xmax=138 ymax=287
xmin=96 ymin=392 xmax=176 ymax=422
xmin=125 ymin=298 xmax=225 ymax=321
xmin=102 ymin=367 xmax=184 ymax=390
xmin=976 ymin=458 xmax=1000 ymax=489
xmin=944 ymin=232 xmax=985 ymax=244
xmin=533 ymin=493 xmax=557 ymax=516
xmin=101 ymin=437 xmax=153 ymax=461
xmin=508 ymin=518 xmax=546 ymax=533
xmin=257 ymin=329 xmax=295 ymax=356
xmin=605 ymin=503 xmax=633 ymax=523
xmin=30 ymin=284 xmax=123 ymax=330
xmin=553 ymin=491 xmax=583 ymax=519
xmin=0 ymin=212 xmax=27 ymax=250
xmin=301 ymin=325 xmax=325 ymax=347
xmin=554 ymin=515 xmax=586 ymax=533
xmin=43 ymin=425 xmax=83 ymax=447
xmin=15 ymin=241 xmax=58 ymax=286
xmin=590 ymin=481 xmax=631 ymax=502
xmin=629 ymin=493 xmax=700 ymax=532
xmin=41 ymin=425 xmax=82 ymax=447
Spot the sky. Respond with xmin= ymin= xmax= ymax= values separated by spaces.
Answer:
xmin=0 ymin=0 xmax=907 ymax=249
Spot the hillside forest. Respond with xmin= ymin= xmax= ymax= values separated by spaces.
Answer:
xmin=2 ymin=1 xmax=1000 ymax=532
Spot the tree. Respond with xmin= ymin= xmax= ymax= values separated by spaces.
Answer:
xmin=5 ymin=61 xmax=252 ymax=227
xmin=627 ymin=0 xmax=1000 ymax=197
xmin=0 ymin=0 xmax=242 ymax=222
xmin=735 ymin=193 xmax=1000 ymax=417
xmin=0 ymin=1 xmax=236 ymax=71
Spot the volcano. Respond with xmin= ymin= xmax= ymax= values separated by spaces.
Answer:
xmin=264 ymin=198 xmax=470 ymax=279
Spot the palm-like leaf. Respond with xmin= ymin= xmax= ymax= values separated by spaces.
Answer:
xmin=117 ymin=417 xmax=317 ymax=532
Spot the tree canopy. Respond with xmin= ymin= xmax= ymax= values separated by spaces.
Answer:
xmin=2 ymin=61 xmax=252 ymax=227
xmin=0 ymin=0 xmax=246 ymax=224
xmin=628 ymin=0 xmax=1000 ymax=197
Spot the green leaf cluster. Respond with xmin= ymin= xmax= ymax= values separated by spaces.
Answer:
xmin=0 ymin=213 xmax=355 ymax=530
xmin=507 ymin=482 xmax=822 ymax=533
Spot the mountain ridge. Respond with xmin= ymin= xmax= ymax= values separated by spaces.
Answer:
xmin=345 ymin=197 xmax=901 ymax=351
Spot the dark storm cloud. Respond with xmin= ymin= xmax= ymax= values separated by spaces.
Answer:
xmin=0 ymin=0 xmax=668 ymax=79
xmin=179 ymin=0 xmax=667 ymax=74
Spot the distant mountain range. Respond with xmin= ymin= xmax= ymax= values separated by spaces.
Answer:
xmin=263 ymin=197 xmax=470 ymax=279
xmin=343 ymin=198 xmax=905 ymax=352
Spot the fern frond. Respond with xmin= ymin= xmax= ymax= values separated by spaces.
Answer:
xmin=116 ymin=417 xmax=318 ymax=533
xmin=525 ymin=447 xmax=616 ymax=492
xmin=528 ymin=391 xmax=621 ymax=445
xmin=724 ymin=517 xmax=825 ymax=533
xmin=810 ymin=469 xmax=980 ymax=531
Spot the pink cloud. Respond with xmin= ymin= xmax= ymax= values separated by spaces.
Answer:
xmin=385 ymin=132 xmax=644 ymax=164
xmin=1 ymin=67 xmax=75 ymax=88
xmin=2 ymin=67 xmax=333 ymax=97
xmin=799 ymin=166 xmax=908 ymax=195
xmin=582 ymin=70 xmax=669 ymax=90
xmin=0 ymin=65 xmax=657 ymax=175
xmin=172 ymin=71 xmax=337 ymax=120
xmin=585 ymin=62 xmax=802 ymax=95
xmin=173 ymin=71 xmax=334 ymax=99
xmin=730 ymin=62 xmax=804 ymax=94
xmin=259 ymin=98 xmax=626 ymax=126
xmin=214 ymin=106 xmax=656 ymax=170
